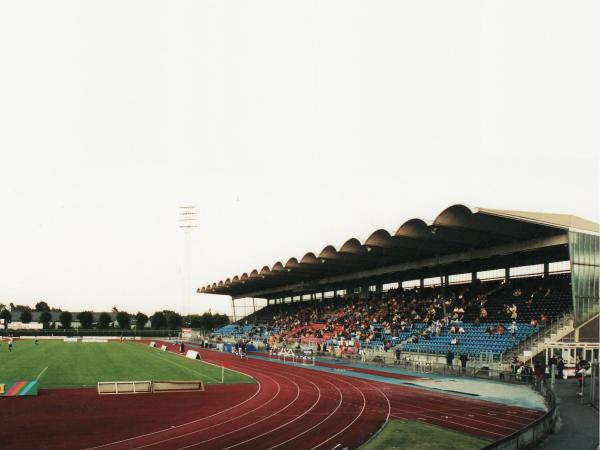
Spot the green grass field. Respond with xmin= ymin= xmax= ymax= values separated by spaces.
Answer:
xmin=0 ymin=340 xmax=253 ymax=388
xmin=360 ymin=419 xmax=489 ymax=450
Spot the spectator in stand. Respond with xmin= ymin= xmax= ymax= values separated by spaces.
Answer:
xmin=479 ymin=307 xmax=487 ymax=320
xmin=450 ymin=336 xmax=458 ymax=345
xmin=509 ymin=304 xmax=518 ymax=320
xmin=493 ymin=323 xmax=506 ymax=335
xmin=509 ymin=321 xmax=518 ymax=341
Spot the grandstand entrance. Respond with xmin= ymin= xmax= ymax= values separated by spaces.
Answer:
xmin=545 ymin=342 xmax=599 ymax=377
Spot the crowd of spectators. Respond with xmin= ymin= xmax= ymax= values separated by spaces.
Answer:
xmin=225 ymin=275 xmax=570 ymax=359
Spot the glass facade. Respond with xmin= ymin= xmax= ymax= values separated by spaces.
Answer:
xmin=569 ymin=231 xmax=600 ymax=325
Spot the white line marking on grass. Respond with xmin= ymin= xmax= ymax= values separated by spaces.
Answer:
xmin=148 ymin=350 xmax=222 ymax=384
xmin=389 ymin=413 xmax=507 ymax=438
xmin=36 ymin=366 xmax=48 ymax=381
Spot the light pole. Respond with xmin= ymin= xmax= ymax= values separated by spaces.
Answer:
xmin=179 ymin=206 xmax=197 ymax=316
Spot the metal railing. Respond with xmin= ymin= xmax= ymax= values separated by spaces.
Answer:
xmin=502 ymin=312 xmax=573 ymax=363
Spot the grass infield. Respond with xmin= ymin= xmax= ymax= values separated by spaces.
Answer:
xmin=0 ymin=340 xmax=253 ymax=388
xmin=360 ymin=419 xmax=489 ymax=450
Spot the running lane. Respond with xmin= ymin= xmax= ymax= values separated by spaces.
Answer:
xmin=94 ymin=347 xmax=390 ymax=450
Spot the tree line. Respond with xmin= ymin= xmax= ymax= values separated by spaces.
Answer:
xmin=0 ymin=302 xmax=229 ymax=331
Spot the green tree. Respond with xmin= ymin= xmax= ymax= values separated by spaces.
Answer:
xmin=1 ymin=309 xmax=12 ymax=331
xmin=189 ymin=314 xmax=202 ymax=329
xmin=35 ymin=301 xmax=50 ymax=312
xmin=150 ymin=312 xmax=167 ymax=329
xmin=199 ymin=312 xmax=214 ymax=330
xmin=165 ymin=311 xmax=183 ymax=330
xmin=39 ymin=311 xmax=52 ymax=329
xmin=213 ymin=313 xmax=230 ymax=328
xmin=12 ymin=304 xmax=32 ymax=312
xmin=116 ymin=311 xmax=131 ymax=329
xmin=77 ymin=311 xmax=94 ymax=329
xmin=59 ymin=311 xmax=72 ymax=329
xmin=20 ymin=310 xmax=33 ymax=323
xmin=98 ymin=312 xmax=112 ymax=329
xmin=135 ymin=312 xmax=148 ymax=329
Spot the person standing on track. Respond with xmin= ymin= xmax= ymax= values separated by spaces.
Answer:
xmin=359 ymin=347 xmax=367 ymax=363
xmin=557 ymin=356 xmax=565 ymax=379
xmin=460 ymin=353 xmax=469 ymax=373
xmin=446 ymin=349 xmax=454 ymax=367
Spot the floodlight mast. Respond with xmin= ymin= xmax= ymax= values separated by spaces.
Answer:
xmin=179 ymin=206 xmax=197 ymax=316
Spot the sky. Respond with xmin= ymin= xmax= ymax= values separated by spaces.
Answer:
xmin=0 ymin=1 xmax=598 ymax=316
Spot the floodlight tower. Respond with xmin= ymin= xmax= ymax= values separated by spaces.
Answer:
xmin=179 ymin=206 xmax=197 ymax=316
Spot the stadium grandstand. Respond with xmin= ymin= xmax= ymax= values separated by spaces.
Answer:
xmin=200 ymin=204 xmax=599 ymax=369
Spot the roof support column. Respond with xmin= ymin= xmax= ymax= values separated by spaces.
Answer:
xmin=231 ymin=298 xmax=237 ymax=323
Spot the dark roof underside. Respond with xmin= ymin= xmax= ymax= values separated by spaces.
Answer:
xmin=199 ymin=204 xmax=597 ymax=299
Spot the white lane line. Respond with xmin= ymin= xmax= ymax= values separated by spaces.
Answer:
xmin=36 ymin=366 xmax=49 ymax=381
xmin=135 ymin=369 xmax=283 ymax=449
xmin=148 ymin=350 xmax=222 ymax=384
xmin=265 ymin=373 xmax=344 ymax=450
xmin=309 ymin=375 xmax=367 ymax=450
xmin=386 ymin=397 xmax=538 ymax=426
xmin=124 ymin=363 xmax=285 ymax=450
xmin=221 ymin=375 xmax=323 ymax=450
xmin=389 ymin=399 xmax=522 ymax=431
xmin=176 ymin=372 xmax=301 ymax=450
xmin=84 ymin=360 xmax=261 ymax=449
xmin=390 ymin=413 xmax=506 ymax=438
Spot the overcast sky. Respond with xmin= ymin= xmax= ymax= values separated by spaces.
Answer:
xmin=0 ymin=1 xmax=598 ymax=316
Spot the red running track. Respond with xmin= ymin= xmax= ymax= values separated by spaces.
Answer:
xmin=0 ymin=344 xmax=545 ymax=450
